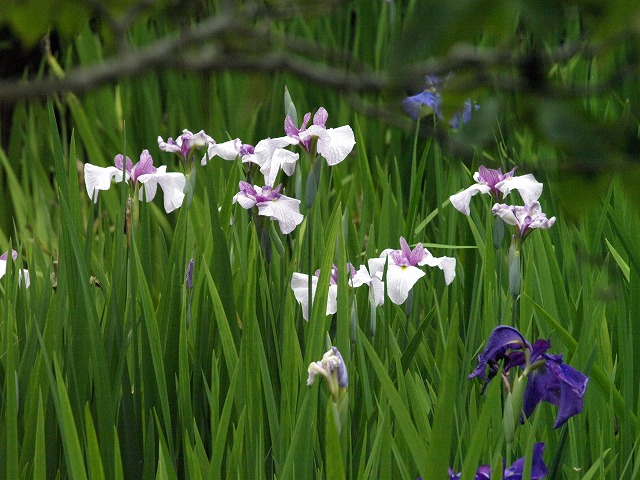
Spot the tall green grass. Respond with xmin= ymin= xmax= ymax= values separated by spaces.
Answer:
xmin=1 ymin=2 xmax=639 ymax=479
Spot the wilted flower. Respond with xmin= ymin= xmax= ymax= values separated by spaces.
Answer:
xmin=449 ymin=166 xmax=543 ymax=216
xmin=291 ymin=264 xmax=356 ymax=321
xmin=158 ymin=129 xmax=212 ymax=161
xmin=403 ymin=74 xmax=479 ymax=128
xmin=378 ymin=237 xmax=456 ymax=305
xmin=284 ymin=107 xmax=356 ymax=166
xmin=84 ymin=150 xmax=186 ymax=213
xmin=233 ymin=181 xmax=303 ymax=234
xmin=0 ymin=250 xmax=30 ymax=287
xmin=469 ymin=326 xmax=589 ymax=429
xmin=448 ymin=443 xmax=547 ymax=480
xmin=491 ymin=202 xmax=556 ymax=241
xmin=307 ymin=346 xmax=348 ymax=400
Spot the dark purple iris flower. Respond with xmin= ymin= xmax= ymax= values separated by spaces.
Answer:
xmin=403 ymin=74 xmax=479 ymax=128
xmin=447 ymin=443 xmax=547 ymax=480
xmin=469 ymin=326 xmax=589 ymax=429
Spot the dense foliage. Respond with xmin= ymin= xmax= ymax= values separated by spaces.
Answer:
xmin=1 ymin=1 xmax=640 ymax=478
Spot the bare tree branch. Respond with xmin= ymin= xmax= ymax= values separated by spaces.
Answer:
xmin=0 ymin=4 xmax=637 ymax=106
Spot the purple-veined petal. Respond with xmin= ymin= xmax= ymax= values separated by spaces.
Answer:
xmin=131 ymin=149 xmax=157 ymax=184
xmin=0 ymin=250 xmax=18 ymax=261
xmin=256 ymin=194 xmax=303 ymax=234
xmin=157 ymin=135 xmax=182 ymax=154
xmin=496 ymin=173 xmax=543 ymax=204
xmin=313 ymin=107 xmax=328 ymax=127
xmin=254 ymin=136 xmax=299 ymax=184
xmin=233 ymin=183 xmax=258 ymax=209
xmin=203 ymin=138 xmax=242 ymax=164
xmin=419 ymin=252 xmax=457 ymax=285
xmin=385 ymin=264 xmax=425 ymax=305
xmin=154 ymin=168 xmax=186 ymax=213
xmin=449 ymin=183 xmax=492 ymax=215
xmin=114 ymin=154 xmax=133 ymax=173
xmin=491 ymin=203 xmax=520 ymax=226
xmin=264 ymin=148 xmax=300 ymax=186
xmin=138 ymin=166 xmax=186 ymax=213
xmin=84 ymin=164 xmax=126 ymax=202
xmin=301 ymin=124 xmax=356 ymax=166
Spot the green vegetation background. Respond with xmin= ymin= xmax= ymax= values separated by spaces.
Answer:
xmin=1 ymin=1 xmax=640 ymax=478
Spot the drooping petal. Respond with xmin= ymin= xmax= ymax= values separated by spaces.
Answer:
xmin=491 ymin=203 xmax=520 ymax=226
xmin=503 ymin=442 xmax=547 ymax=479
xmin=385 ymin=264 xmax=425 ymax=305
xmin=253 ymin=136 xmax=299 ymax=185
xmin=0 ymin=254 xmax=30 ymax=288
xmin=157 ymin=135 xmax=182 ymax=154
xmin=154 ymin=169 xmax=187 ymax=213
xmin=523 ymin=355 xmax=589 ymax=428
xmin=402 ymin=91 xmax=442 ymax=120
xmin=449 ymin=183 xmax=492 ymax=215
xmin=202 ymin=138 xmax=242 ymax=164
xmin=233 ymin=182 xmax=258 ymax=209
xmin=418 ymin=251 xmax=457 ymax=285
xmin=264 ymin=148 xmax=300 ymax=186
xmin=327 ymin=284 xmax=338 ymax=316
xmin=138 ymin=166 xmax=186 ymax=213
xmin=84 ymin=164 xmax=125 ymax=202
xmin=496 ymin=173 xmax=543 ymax=204
xmin=291 ymin=272 xmax=317 ymax=321
xmin=469 ymin=325 xmax=528 ymax=382
xmin=302 ymin=124 xmax=356 ymax=166
xmin=256 ymin=194 xmax=303 ymax=234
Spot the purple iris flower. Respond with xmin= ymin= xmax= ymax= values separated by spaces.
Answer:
xmin=233 ymin=181 xmax=303 ymax=234
xmin=84 ymin=150 xmax=186 ymax=213
xmin=449 ymin=165 xmax=543 ymax=216
xmin=0 ymin=249 xmax=30 ymax=287
xmin=469 ymin=326 xmax=588 ymax=429
xmin=491 ymin=202 xmax=556 ymax=241
xmin=284 ymin=108 xmax=327 ymax=152
xmin=0 ymin=250 xmax=18 ymax=261
xmin=291 ymin=263 xmax=357 ymax=321
xmin=158 ymin=129 xmax=212 ymax=162
xmin=447 ymin=442 xmax=547 ymax=479
xmin=114 ymin=150 xmax=157 ymax=185
xmin=403 ymin=74 xmax=479 ymax=128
